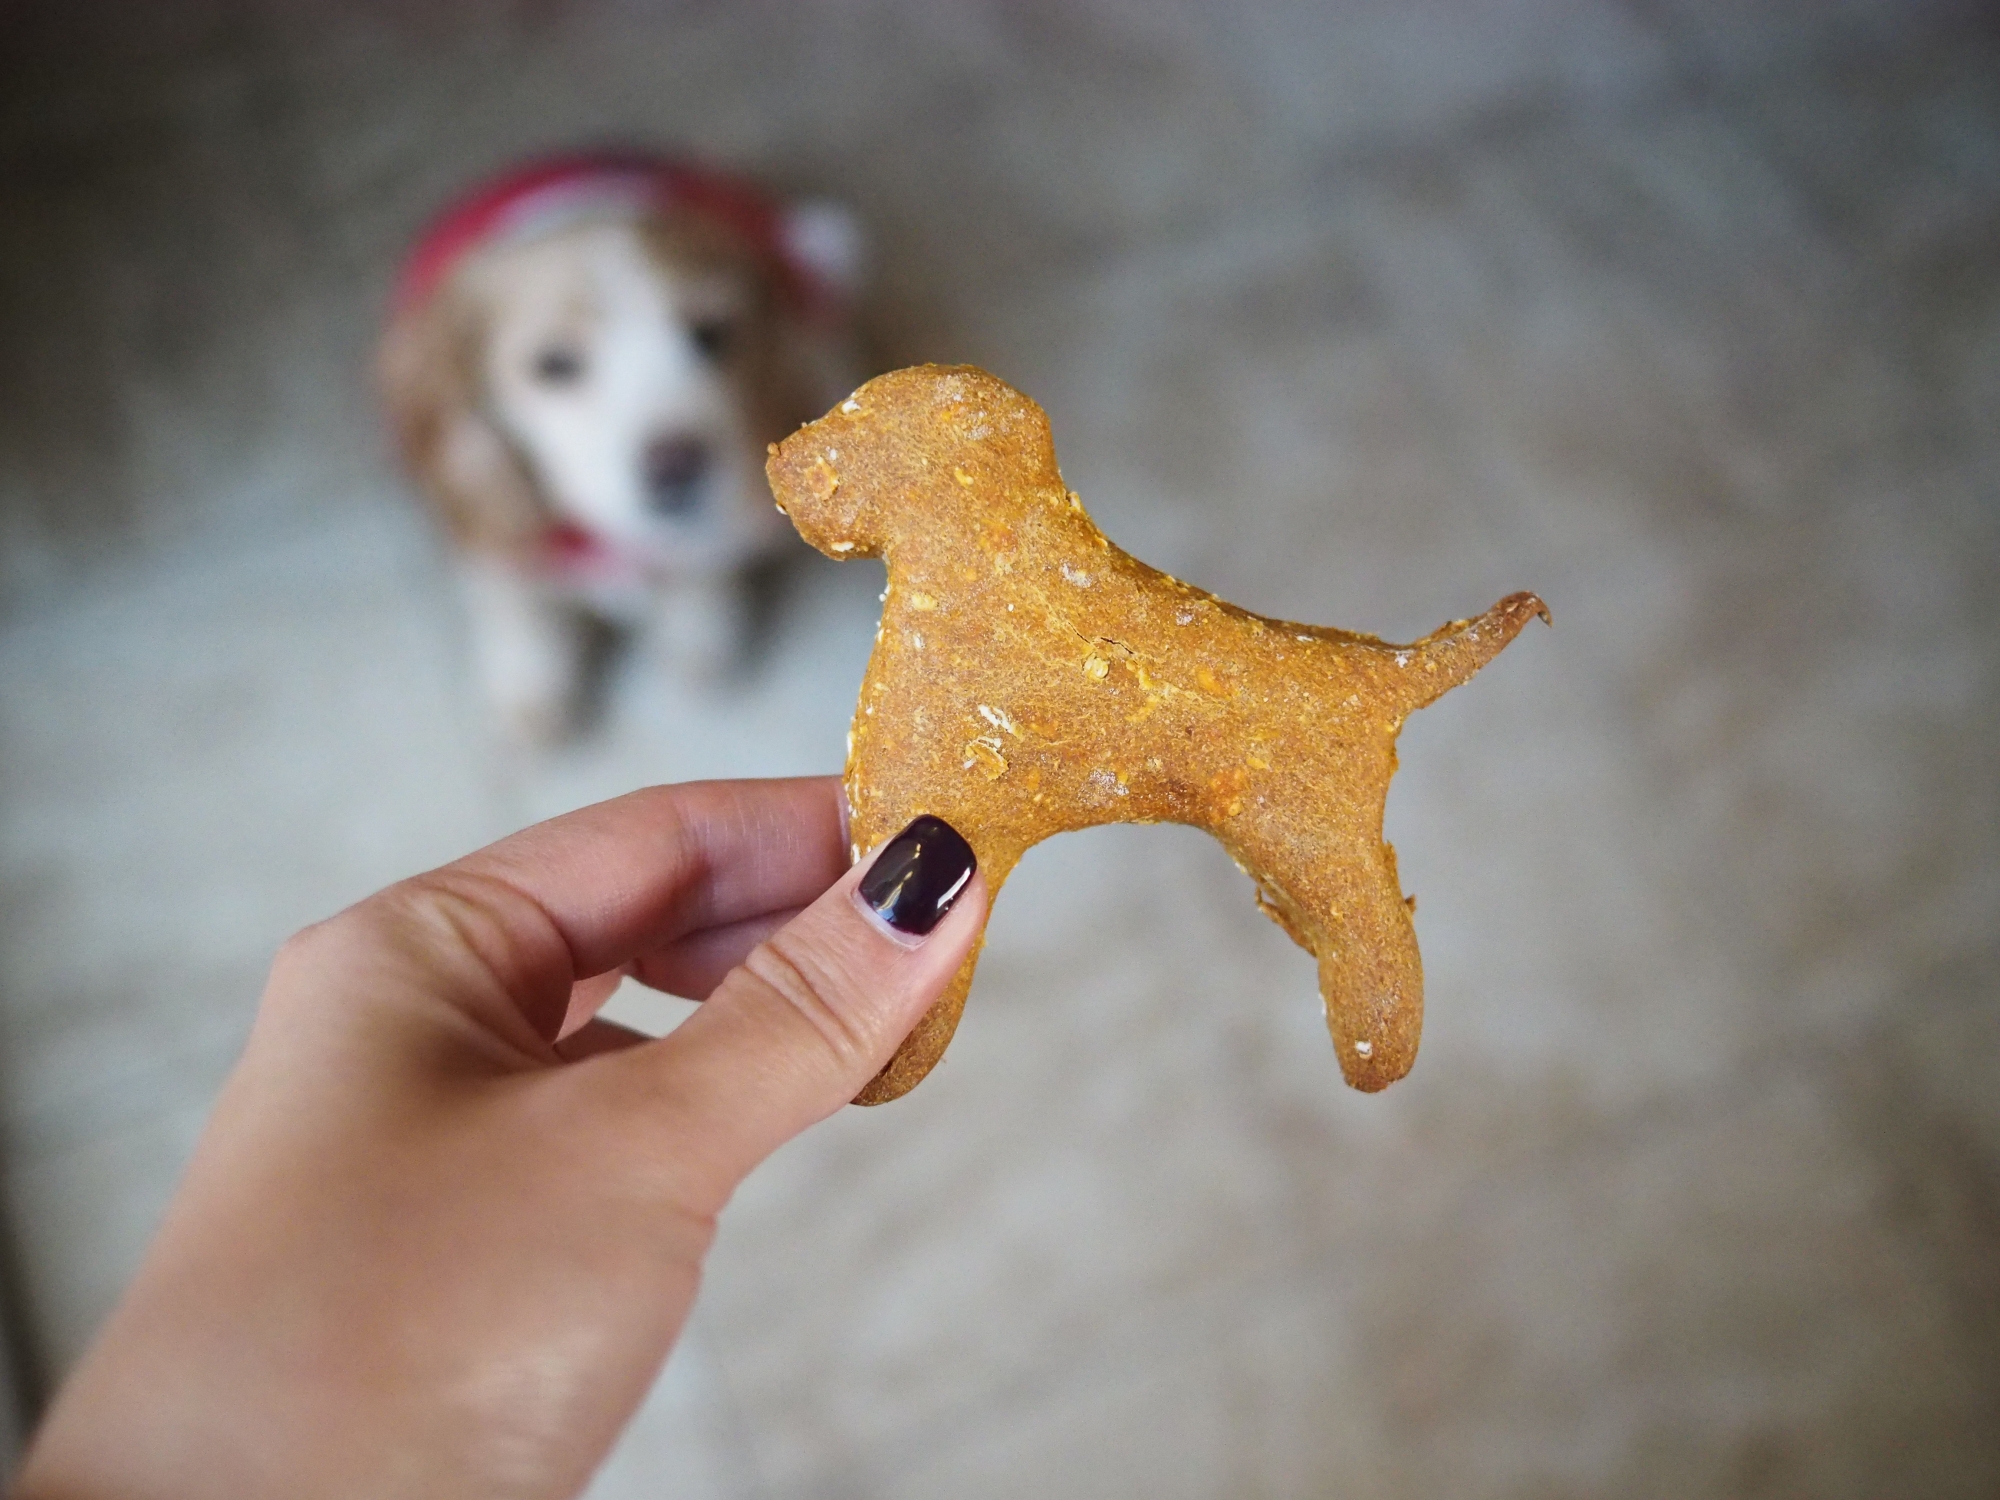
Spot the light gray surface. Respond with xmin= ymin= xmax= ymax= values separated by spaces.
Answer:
xmin=2 ymin=1 xmax=1997 ymax=1494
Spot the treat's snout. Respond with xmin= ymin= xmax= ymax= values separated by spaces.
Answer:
xmin=767 ymin=364 xmax=1064 ymax=562
xmin=766 ymin=416 xmax=879 ymax=560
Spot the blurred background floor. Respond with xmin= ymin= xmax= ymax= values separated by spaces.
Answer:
xmin=3 ymin=0 xmax=1999 ymax=1493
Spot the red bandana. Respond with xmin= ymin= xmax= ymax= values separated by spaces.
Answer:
xmin=395 ymin=150 xmax=838 ymax=321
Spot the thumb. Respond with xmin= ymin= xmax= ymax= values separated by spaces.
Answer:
xmin=611 ymin=816 xmax=986 ymax=1210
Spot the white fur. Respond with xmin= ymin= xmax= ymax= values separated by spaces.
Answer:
xmin=476 ymin=221 xmax=784 ymax=571
xmin=432 ymin=211 xmax=859 ymax=738
xmin=458 ymin=560 xmax=585 ymax=744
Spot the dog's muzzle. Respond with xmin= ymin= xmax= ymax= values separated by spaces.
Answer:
xmin=644 ymin=435 xmax=711 ymax=516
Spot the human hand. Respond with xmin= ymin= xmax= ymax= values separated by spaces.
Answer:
xmin=14 ymin=778 xmax=984 ymax=1499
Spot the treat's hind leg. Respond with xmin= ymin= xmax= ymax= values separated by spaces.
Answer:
xmin=1240 ymin=824 xmax=1432 ymax=1096
xmin=1228 ymin=808 xmax=1425 ymax=1092
xmin=1313 ymin=844 xmax=1425 ymax=1091
xmin=1315 ymin=592 xmax=1546 ymax=1085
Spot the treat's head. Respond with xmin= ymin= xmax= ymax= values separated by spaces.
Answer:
xmin=766 ymin=364 xmax=1066 ymax=558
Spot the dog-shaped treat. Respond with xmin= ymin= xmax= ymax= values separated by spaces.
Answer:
xmin=768 ymin=365 xmax=1548 ymax=1102
xmin=380 ymin=153 xmax=863 ymax=739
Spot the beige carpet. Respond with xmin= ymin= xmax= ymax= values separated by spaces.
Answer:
xmin=2 ymin=1 xmax=1997 ymax=1494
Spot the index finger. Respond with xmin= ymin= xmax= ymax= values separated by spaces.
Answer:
xmin=455 ymin=776 xmax=848 ymax=981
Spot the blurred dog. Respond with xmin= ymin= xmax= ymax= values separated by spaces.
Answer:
xmin=379 ymin=154 xmax=862 ymax=740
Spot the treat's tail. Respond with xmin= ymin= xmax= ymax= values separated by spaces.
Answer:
xmin=1399 ymin=591 xmax=1550 ymax=712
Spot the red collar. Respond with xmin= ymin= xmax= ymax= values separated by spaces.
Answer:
xmin=396 ymin=151 xmax=837 ymax=320
xmin=536 ymin=519 xmax=652 ymax=584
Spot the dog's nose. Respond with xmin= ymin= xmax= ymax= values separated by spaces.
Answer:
xmin=644 ymin=436 xmax=711 ymax=516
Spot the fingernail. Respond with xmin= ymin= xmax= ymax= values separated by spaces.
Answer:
xmin=857 ymin=815 xmax=976 ymax=937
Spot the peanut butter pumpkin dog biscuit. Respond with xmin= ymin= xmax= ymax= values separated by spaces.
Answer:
xmin=769 ymin=365 xmax=1547 ymax=1103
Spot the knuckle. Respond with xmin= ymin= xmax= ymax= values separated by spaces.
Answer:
xmin=265 ymin=916 xmax=344 ymax=999
xmin=271 ymin=916 xmax=334 ymax=972
xmin=255 ymin=868 xmax=571 ymax=1066
xmin=738 ymin=937 xmax=870 ymax=1069
xmin=377 ymin=868 xmax=556 ymax=984
xmin=277 ymin=868 xmax=566 ymax=1012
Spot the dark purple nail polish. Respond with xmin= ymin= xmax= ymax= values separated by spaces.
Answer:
xmin=858 ymin=815 xmax=976 ymax=937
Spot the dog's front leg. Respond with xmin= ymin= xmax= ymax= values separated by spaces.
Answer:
xmin=651 ymin=569 xmax=752 ymax=684
xmin=457 ymin=562 xmax=585 ymax=743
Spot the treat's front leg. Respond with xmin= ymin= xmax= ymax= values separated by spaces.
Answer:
xmin=844 ymin=773 xmax=1012 ymax=1105
xmin=856 ymin=949 xmax=982 ymax=1104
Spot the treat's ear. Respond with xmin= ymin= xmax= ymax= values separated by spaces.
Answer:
xmin=376 ymin=285 xmax=546 ymax=553
xmin=771 ymin=365 xmax=1057 ymax=557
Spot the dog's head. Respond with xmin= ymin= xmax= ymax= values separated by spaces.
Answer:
xmin=380 ymin=161 xmax=861 ymax=575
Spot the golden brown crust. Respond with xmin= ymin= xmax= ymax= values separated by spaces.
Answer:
xmin=768 ymin=365 xmax=1547 ymax=1103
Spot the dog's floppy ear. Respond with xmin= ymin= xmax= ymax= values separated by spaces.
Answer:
xmin=377 ymin=284 xmax=546 ymax=553
xmin=773 ymin=200 xmax=872 ymax=422
xmin=779 ymin=200 xmax=868 ymax=307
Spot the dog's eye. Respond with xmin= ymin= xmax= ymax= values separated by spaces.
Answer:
xmin=532 ymin=345 xmax=586 ymax=386
xmin=690 ymin=318 xmax=735 ymax=363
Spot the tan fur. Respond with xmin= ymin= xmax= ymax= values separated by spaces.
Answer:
xmin=378 ymin=272 xmax=547 ymax=554
xmin=377 ymin=207 xmax=828 ymax=559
